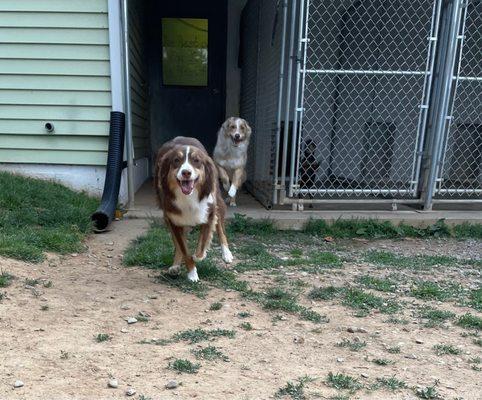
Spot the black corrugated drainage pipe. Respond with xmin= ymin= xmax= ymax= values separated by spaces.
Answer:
xmin=91 ymin=111 xmax=126 ymax=232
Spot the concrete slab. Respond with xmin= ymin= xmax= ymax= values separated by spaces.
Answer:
xmin=127 ymin=181 xmax=482 ymax=230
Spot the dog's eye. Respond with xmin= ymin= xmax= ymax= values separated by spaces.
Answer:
xmin=173 ymin=157 xmax=180 ymax=164
xmin=192 ymin=157 xmax=200 ymax=165
xmin=230 ymin=125 xmax=235 ymax=129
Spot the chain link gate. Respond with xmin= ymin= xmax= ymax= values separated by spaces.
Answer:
xmin=283 ymin=0 xmax=442 ymax=207
xmin=435 ymin=0 xmax=482 ymax=198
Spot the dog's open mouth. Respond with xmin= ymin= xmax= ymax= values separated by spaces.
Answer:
xmin=232 ymin=137 xmax=244 ymax=146
xmin=178 ymin=178 xmax=197 ymax=195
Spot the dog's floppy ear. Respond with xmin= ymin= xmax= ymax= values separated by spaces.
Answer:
xmin=199 ymin=156 xmax=218 ymax=200
xmin=244 ymin=119 xmax=252 ymax=135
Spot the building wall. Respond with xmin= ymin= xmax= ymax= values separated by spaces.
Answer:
xmin=128 ymin=0 xmax=150 ymax=162
xmin=0 ymin=0 xmax=111 ymax=166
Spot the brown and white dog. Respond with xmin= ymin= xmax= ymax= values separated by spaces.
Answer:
xmin=154 ymin=136 xmax=233 ymax=282
xmin=213 ymin=117 xmax=252 ymax=206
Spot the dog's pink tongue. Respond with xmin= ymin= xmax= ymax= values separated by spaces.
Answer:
xmin=181 ymin=180 xmax=194 ymax=195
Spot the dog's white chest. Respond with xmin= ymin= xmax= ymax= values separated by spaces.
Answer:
xmin=216 ymin=145 xmax=247 ymax=170
xmin=170 ymin=191 xmax=214 ymax=227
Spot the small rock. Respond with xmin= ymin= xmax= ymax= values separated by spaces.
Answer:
xmin=347 ymin=327 xmax=367 ymax=333
xmin=148 ymin=294 xmax=158 ymax=299
xmin=108 ymin=379 xmax=118 ymax=388
xmin=337 ymin=357 xmax=344 ymax=363
xmin=405 ymin=354 xmax=418 ymax=360
xmin=127 ymin=318 xmax=137 ymax=324
xmin=166 ymin=380 xmax=179 ymax=389
xmin=14 ymin=380 xmax=24 ymax=388
xmin=293 ymin=336 xmax=305 ymax=344
xmin=361 ymin=373 xmax=369 ymax=378
xmin=415 ymin=339 xmax=424 ymax=344
xmin=324 ymin=236 xmax=334 ymax=242
xmin=106 ymin=242 xmax=114 ymax=246
xmin=120 ymin=328 xmax=128 ymax=333
xmin=71 ymin=253 xmax=78 ymax=257
xmin=125 ymin=387 xmax=136 ymax=396
xmin=121 ymin=304 xmax=130 ymax=310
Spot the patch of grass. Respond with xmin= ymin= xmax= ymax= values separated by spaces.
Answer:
xmin=467 ymin=288 xmax=482 ymax=311
xmin=342 ymin=288 xmax=400 ymax=315
xmin=387 ymin=346 xmax=401 ymax=354
xmin=96 ymin=333 xmax=111 ymax=343
xmin=238 ymin=311 xmax=252 ymax=318
xmin=453 ymin=222 xmax=482 ymax=239
xmin=474 ymin=338 xmax=482 ymax=347
xmin=326 ymin=372 xmax=363 ymax=392
xmin=168 ymin=359 xmax=200 ymax=374
xmin=372 ymin=358 xmax=394 ymax=366
xmin=0 ymin=271 xmax=13 ymax=287
xmin=364 ymin=251 xmax=457 ymax=269
xmin=43 ymin=280 xmax=53 ymax=288
xmin=305 ymin=251 xmax=342 ymax=268
xmin=469 ymin=356 xmax=481 ymax=364
xmin=357 ymin=275 xmax=395 ymax=292
xmin=123 ymin=222 xmax=173 ymax=268
xmin=336 ymin=338 xmax=367 ymax=352
xmin=0 ymin=172 xmax=98 ymax=262
xmin=410 ymin=281 xmax=457 ymax=301
xmin=275 ymin=376 xmax=314 ymax=400
xmin=330 ymin=396 xmax=350 ymax=400
xmin=308 ymin=286 xmax=344 ymax=301
xmin=191 ymin=346 xmax=228 ymax=362
xmin=60 ymin=350 xmax=69 ymax=360
xmin=456 ymin=313 xmax=482 ymax=330
xmin=433 ymin=344 xmax=462 ymax=356
xmin=290 ymin=248 xmax=303 ymax=257
xmin=209 ymin=301 xmax=223 ymax=311
xmin=41 ymin=305 xmax=49 ymax=311
xmin=240 ymin=322 xmax=253 ymax=331
xmin=304 ymin=218 xmax=451 ymax=239
xmin=415 ymin=384 xmax=440 ymax=399
xmin=234 ymin=250 xmax=280 ymax=272
xmin=227 ymin=213 xmax=276 ymax=237
xmin=419 ymin=308 xmax=455 ymax=327
xmin=374 ymin=376 xmax=407 ymax=391
xmin=25 ymin=278 xmax=40 ymax=286
xmin=173 ymin=328 xmax=236 ymax=344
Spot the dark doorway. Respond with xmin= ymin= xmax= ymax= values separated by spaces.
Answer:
xmin=147 ymin=0 xmax=227 ymax=154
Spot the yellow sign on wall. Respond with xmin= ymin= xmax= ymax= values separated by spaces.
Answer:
xmin=162 ymin=18 xmax=208 ymax=86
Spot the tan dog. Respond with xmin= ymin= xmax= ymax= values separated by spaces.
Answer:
xmin=213 ymin=117 xmax=252 ymax=206
xmin=154 ymin=136 xmax=233 ymax=282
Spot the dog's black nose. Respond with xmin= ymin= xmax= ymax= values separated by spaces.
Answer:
xmin=181 ymin=169 xmax=192 ymax=179
xmin=234 ymin=133 xmax=241 ymax=140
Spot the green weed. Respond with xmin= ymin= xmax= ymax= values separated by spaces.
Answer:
xmin=275 ymin=376 xmax=314 ymax=400
xmin=168 ymin=359 xmax=200 ymax=374
xmin=342 ymin=288 xmax=400 ymax=315
xmin=357 ymin=275 xmax=395 ymax=292
xmin=419 ymin=308 xmax=455 ymax=327
xmin=191 ymin=346 xmax=228 ymax=362
xmin=456 ymin=313 xmax=482 ymax=330
xmin=308 ymin=286 xmax=344 ymax=300
xmin=96 ymin=333 xmax=111 ymax=343
xmin=173 ymin=328 xmax=236 ymax=344
xmin=433 ymin=344 xmax=462 ymax=356
xmin=336 ymin=338 xmax=367 ymax=352
xmin=0 ymin=271 xmax=13 ymax=287
xmin=326 ymin=372 xmax=363 ymax=392
xmin=372 ymin=358 xmax=394 ymax=366
xmin=240 ymin=322 xmax=253 ymax=331
xmin=374 ymin=376 xmax=407 ymax=390
xmin=209 ymin=301 xmax=223 ymax=311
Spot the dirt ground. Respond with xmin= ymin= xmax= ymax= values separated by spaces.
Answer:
xmin=1 ymin=218 xmax=481 ymax=400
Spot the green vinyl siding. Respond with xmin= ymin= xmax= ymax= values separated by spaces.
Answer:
xmin=0 ymin=0 xmax=110 ymax=166
xmin=128 ymin=0 xmax=150 ymax=160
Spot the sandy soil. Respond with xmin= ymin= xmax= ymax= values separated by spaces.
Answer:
xmin=0 ymin=218 xmax=481 ymax=400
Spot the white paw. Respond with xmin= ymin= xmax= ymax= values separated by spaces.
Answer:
xmin=228 ymin=184 xmax=237 ymax=198
xmin=229 ymin=201 xmax=237 ymax=207
xmin=168 ymin=265 xmax=181 ymax=276
xmin=187 ymin=267 xmax=199 ymax=282
xmin=193 ymin=251 xmax=207 ymax=262
xmin=221 ymin=245 xmax=234 ymax=263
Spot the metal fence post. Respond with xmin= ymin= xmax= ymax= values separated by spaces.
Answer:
xmin=422 ymin=0 xmax=463 ymax=210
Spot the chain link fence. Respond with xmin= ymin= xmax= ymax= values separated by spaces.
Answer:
xmin=436 ymin=0 xmax=482 ymax=197
xmin=238 ymin=0 xmax=480 ymax=208
xmin=290 ymin=0 xmax=440 ymax=200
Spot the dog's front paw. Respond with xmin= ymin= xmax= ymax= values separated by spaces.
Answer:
xmin=228 ymin=184 xmax=237 ymax=198
xmin=193 ymin=251 xmax=207 ymax=262
xmin=229 ymin=200 xmax=237 ymax=207
xmin=187 ymin=267 xmax=199 ymax=282
xmin=168 ymin=264 xmax=181 ymax=276
xmin=221 ymin=245 xmax=234 ymax=263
